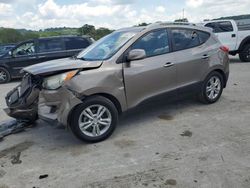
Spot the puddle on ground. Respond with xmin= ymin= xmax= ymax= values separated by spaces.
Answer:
xmin=113 ymin=139 xmax=136 ymax=149
xmin=158 ymin=114 xmax=174 ymax=121
xmin=123 ymin=153 xmax=131 ymax=158
xmin=0 ymin=169 xmax=6 ymax=178
xmin=165 ymin=179 xmax=177 ymax=185
xmin=180 ymin=130 xmax=192 ymax=137
xmin=11 ymin=152 xmax=22 ymax=165
xmin=0 ymin=141 xmax=34 ymax=158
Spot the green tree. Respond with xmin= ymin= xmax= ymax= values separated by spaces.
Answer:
xmin=0 ymin=28 xmax=23 ymax=43
xmin=95 ymin=27 xmax=113 ymax=39
xmin=78 ymin=24 xmax=96 ymax=38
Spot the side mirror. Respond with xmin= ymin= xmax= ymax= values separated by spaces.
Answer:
xmin=127 ymin=49 xmax=146 ymax=61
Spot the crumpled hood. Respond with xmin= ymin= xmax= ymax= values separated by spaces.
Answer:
xmin=23 ymin=58 xmax=103 ymax=75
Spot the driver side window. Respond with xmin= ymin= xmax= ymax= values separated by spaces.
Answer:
xmin=13 ymin=42 xmax=35 ymax=57
xmin=131 ymin=29 xmax=170 ymax=57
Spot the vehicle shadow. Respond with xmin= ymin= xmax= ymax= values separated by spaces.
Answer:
xmin=230 ymin=58 xmax=249 ymax=64
xmin=12 ymin=93 xmax=201 ymax=148
xmin=119 ymin=93 xmax=200 ymax=128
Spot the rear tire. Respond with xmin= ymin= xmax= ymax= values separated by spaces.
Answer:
xmin=239 ymin=44 xmax=250 ymax=62
xmin=0 ymin=67 xmax=11 ymax=83
xmin=69 ymin=96 xmax=118 ymax=143
xmin=198 ymin=72 xmax=224 ymax=104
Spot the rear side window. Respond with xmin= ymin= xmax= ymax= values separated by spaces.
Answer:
xmin=171 ymin=29 xmax=200 ymax=51
xmin=64 ymin=37 xmax=90 ymax=50
xmin=205 ymin=21 xmax=233 ymax=33
xmin=38 ymin=39 xmax=63 ymax=53
xmin=197 ymin=31 xmax=210 ymax=44
xmin=131 ymin=29 xmax=170 ymax=57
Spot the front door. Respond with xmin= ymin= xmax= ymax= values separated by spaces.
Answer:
xmin=8 ymin=40 xmax=38 ymax=77
xmin=123 ymin=29 xmax=177 ymax=108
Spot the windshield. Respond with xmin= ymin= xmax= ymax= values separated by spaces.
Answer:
xmin=77 ymin=30 xmax=139 ymax=61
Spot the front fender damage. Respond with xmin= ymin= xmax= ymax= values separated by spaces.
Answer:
xmin=4 ymin=74 xmax=82 ymax=129
xmin=38 ymin=87 xmax=82 ymax=126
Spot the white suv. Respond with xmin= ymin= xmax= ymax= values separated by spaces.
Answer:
xmin=204 ymin=20 xmax=250 ymax=62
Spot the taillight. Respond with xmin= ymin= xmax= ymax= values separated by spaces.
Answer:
xmin=220 ymin=46 xmax=229 ymax=53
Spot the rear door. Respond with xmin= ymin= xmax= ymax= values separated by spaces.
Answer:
xmin=123 ymin=29 xmax=177 ymax=108
xmin=37 ymin=38 xmax=67 ymax=63
xmin=205 ymin=21 xmax=237 ymax=51
xmin=169 ymin=28 xmax=211 ymax=88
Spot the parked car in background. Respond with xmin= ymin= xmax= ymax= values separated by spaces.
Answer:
xmin=0 ymin=44 xmax=16 ymax=56
xmin=0 ymin=36 xmax=94 ymax=83
xmin=5 ymin=22 xmax=229 ymax=142
xmin=203 ymin=20 xmax=250 ymax=62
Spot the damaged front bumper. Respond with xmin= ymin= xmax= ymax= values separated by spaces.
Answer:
xmin=4 ymin=74 xmax=82 ymax=127
xmin=4 ymin=74 xmax=41 ymax=122
xmin=38 ymin=87 xmax=82 ymax=126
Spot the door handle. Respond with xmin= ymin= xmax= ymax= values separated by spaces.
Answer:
xmin=232 ymin=34 xmax=236 ymax=38
xmin=164 ymin=62 xmax=174 ymax=68
xmin=38 ymin=56 xmax=46 ymax=58
xmin=202 ymin=54 xmax=209 ymax=59
xmin=28 ymin=56 xmax=37 ymax=59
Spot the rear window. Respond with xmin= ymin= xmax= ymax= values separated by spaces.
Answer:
xmin=38 ymin=38 xmax=63 ymax=53
xmin=64 ymin=37 xmax=91 ymax=50
xmin=205 ymin=21 xmax=233 ymax=33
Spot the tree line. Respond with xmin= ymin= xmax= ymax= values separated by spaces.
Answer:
xmin=0 ymin=20 xmax=190 ymax=44
xmin=0 ymin=24 xmax=114 ymax=44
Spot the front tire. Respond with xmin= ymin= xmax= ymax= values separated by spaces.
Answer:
xmin=0 ymin=67 xmax=11 ymax=83
xmin=69 ymin=96 xmax=118 ymax=143
xmin=239 ymin=44 xmax=250 ymax=62
xmin=198 ymin=72 xmax=224 ymax=104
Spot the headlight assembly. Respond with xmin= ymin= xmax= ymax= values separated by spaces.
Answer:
xmin=42 ymin=70 xmax=78 ymax=90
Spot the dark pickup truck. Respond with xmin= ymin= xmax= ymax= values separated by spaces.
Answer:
xmin=0 ymin=36 xmax=94 ymax=83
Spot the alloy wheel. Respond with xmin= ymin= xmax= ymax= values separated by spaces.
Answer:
xmin=206 ymin=76 xmax=221 ymax=100
xmin=0 ymin=70 xmax=7 ymax=82
xmin=78 ymin=104 xmax=112 ymax=137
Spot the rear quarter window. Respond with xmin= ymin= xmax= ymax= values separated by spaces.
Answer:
xmin=64 ymin=37 xmax=90 ymax=50
xmin=197 ymin=31 xmax=210 ymax=44
xmin=171 ymin=29 xmax=200 ymax=51
xmin=38 ymin=38 xmax=63 ymax=53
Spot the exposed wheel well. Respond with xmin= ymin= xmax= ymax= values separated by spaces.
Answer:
xmin=86 ymin=93 xmax=122 ymax=114
xmin=239 ymin=37 xmax=250 ymax=52
xmin=212 ymin=69 xmax=227 ymax=88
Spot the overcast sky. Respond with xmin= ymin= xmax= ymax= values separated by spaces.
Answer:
xmin=0 ymin=0 xmax=249 ymax=30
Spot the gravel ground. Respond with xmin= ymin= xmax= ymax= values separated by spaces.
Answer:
xmin=0 ymin=57 xmax=250 ymax=188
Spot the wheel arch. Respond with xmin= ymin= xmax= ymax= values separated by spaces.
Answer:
xmin=0 ymin=66 xmax=11 ymax=82
xmin=67 ymin=93 xmax=122 ymax=129
xmin=205 ymin=69 xmax=227 ymax=88
xmin=238 ymin=36 xmax=250 ymax=52
xmin=90 ymin=93 xmax=123 ymax=115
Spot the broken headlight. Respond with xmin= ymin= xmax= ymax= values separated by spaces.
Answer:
xmin=42 ymin=70 xmax=78 ymax=90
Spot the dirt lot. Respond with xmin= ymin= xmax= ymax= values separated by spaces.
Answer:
xmin=0 ymin=57 xmax=250 ymax=188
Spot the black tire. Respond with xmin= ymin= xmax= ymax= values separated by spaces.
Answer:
xmin=0 ymin=67 xmax=11 ymax=83
xmin=198 ymin=71 xmax=224 ymax=104
xmin=69 ymin=96 xmax=118 ymax=143
xmin=239 ymin=44 xmax=250 ymax=62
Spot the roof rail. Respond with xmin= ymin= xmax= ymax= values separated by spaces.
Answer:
xmin=147 ymin=21 xmax=196 ymax=28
